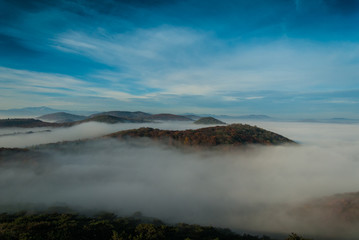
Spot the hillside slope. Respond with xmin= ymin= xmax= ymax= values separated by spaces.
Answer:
xmin=194 ymin=117 xmax=226 ymax=125
xmin=91 ymin=111 xmax=151 ymax=120
xmin=107 ymin=124 xmax=295 ymax=147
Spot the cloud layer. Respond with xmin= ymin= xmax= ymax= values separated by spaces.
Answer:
xmin=1 ymin=121 xmax=359 ymax=238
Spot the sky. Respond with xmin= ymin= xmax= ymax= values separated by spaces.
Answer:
xmin=0 ymin=0 xmax=359 ymax=118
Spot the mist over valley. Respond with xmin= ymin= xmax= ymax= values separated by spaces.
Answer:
xmin=1 ymin=117 xmax=359 ymax=239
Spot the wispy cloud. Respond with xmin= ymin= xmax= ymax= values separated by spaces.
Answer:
xmin=1 ymin=0 xmax=359 ymax=116
xmin=53 ymin=28 xmax=359 ymax=96
xmin=0 ymin=67 xmax=153 ymax=109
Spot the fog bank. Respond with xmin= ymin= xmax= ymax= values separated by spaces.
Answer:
xmin=1 ymin=121 xmax=359 ymax=239
xmin=0 ymin=121 xmax=203 ymax=148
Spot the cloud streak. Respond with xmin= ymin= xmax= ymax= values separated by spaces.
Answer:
xmin=1 ymin=0 xmax=359 ymax=117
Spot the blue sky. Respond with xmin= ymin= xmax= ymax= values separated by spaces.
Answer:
xmin=1 ymin=0 xmax=359 ymax=117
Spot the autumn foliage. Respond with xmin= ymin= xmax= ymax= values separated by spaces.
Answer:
xmin=107 ymin=124 xmax=295 ymax=147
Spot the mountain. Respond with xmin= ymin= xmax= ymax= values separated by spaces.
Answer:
xmin=147 ymin=114 xmax=193 ymax=121
xmin=0 ymin=118 xmax=57 ymax=128
xmin=38 ymin=112 xmax=86 ymax=123
xmin=106 ymin=124 xmax=295 ymax=147
xmin=0 ymin=107 xmax=59 ymax=117
xmin=80 ymin=115 xmax=146 ymax=124
xmin=0 ymin=107 xmax=96 ymax=118
xmin=91 ymin=111 xmax=151 ymax=120
xmin=237 ymin=114 xmax=272 ymax=120
xmin=90 ymin=111 xmax=192 ymax=122
xmin=298 ymin=117 xmax=359 ymax=123
xmin=194 ymin=117 xmax=226 ymax=125
xmin=0 ymin=114 xmax=148 ymax=128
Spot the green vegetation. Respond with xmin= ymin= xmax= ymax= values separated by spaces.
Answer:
xmin=194 ymin=117 xmax=226 ymax=125
xmin=107 ymin=124 xmax=295 ymax=147
xmin=0 ymin=212 xmax=276 ymax=240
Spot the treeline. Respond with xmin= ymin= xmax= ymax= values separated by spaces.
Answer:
xmin=0 ymin=212 xmax=276 ymax=240
xmin=108 ymin=124 xmax=295 ymax=147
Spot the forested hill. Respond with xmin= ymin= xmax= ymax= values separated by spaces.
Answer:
xmin=0 ymin=211 xmax=313 ymax=240
xmin=106 ymin=124 xmax=295 ymax=147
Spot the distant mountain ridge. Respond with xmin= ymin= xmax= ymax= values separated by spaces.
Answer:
xmin=0 ymin=110 xmax=193 ymax=128
xmin=80 ymin=115 xmax=147 ymax=124
xmin=237 ymin=114 xmax=272 ymax=120
xmin=298 ymin=118 xmax=359 ymax=124
xmin=147 ymin=114 xmax=193 ymax=121
xmin=0 ymin=107 xmax=58 ymax=117
xmin=0 ymin=107 xmax=95 ymax=117
xmin=184 ymin=113 xmax=273 ymax=120
xmin=90 ymin=111 xmax=151 ymax=120
xmin=0 ymin=116 xmax=146 ymax=128
xmin=38 ymin=112 xmax=86 ymax=123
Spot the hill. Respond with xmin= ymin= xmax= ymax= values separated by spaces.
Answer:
xmin=147 ymin=113 xmax=193 ymax=121
xmin=0 ymin=106 xmax=59 ymax=117
xmin=0 ymin=107 xmax=95 ymax=118
xmin=194 ymin=117 xmax=226 ymax=125
xmin=90 ymin=112 xmax=191 ymax=122
xmin=0 ymin=114 xmax=148 ymax=128
xmin=0 ymin=118 xmax=57 ymax=128
xmin=80 ymin=115 xmax=146 ymax=124
xmin=90 ymin=111 xmax=151 ymax=120
xmin=38 ymin=112 xmax=86 ymax=123
xmin=106 ymin=124 xmax=295 ymax=147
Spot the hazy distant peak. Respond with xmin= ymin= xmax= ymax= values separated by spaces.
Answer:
xmin=38 ymin=112 xmax=86 ymax=123
xmin=194 ymin=117 xmax=226 ymax=125
xmin=147 ymin=113 xmax=193 ymax=121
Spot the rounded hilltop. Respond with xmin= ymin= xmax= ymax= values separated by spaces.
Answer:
xmin=194 ymin=117 xmax=226 ymax=125
xmin=107 ymin=124 xmax=296 ymax=147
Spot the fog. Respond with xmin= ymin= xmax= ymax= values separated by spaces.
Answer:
xmin=0 ymin=121 xmax=204 ymax=148
xmin=1 ymin=121 xmax=359 ymax=239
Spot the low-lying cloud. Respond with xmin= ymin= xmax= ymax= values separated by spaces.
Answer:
xmin=0 ymin=121 xmax=204 ymax=148
xmin=1 ymin=121 xmax=359 ymax=239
